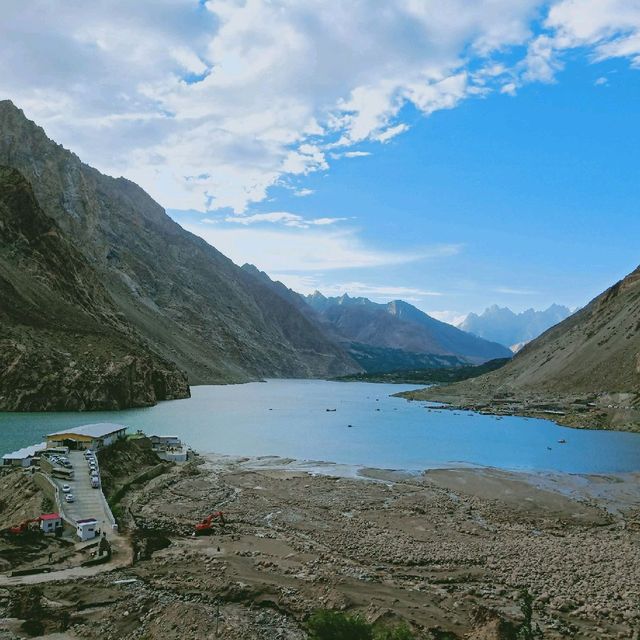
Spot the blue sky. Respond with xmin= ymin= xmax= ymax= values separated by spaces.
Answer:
xmin=2 ymin=1 xmax=639 ymax=323
xmin=170 ymin=54 xmax=640 ymax=321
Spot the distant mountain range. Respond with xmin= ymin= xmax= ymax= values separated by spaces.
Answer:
xmin=303 ymin=291 xmax=512 ymax=369
xmin=408 ymin=266 xmax=640 ymax=431
xmin=241 ymin=265 xmax=512 ymax=372
xmin=459 ymin=304 xmax=572 ymax=351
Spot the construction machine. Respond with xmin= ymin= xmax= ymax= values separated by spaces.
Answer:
xmin=7 ymin=517 xmax=41 ymax=536
xmin=194 ymin=511 xmax=225 ymax=535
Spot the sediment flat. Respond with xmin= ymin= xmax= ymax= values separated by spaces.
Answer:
xmin=3 ymin=453 xmax=637 ymax=639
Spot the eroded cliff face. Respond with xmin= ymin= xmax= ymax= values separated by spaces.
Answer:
xmin=0 ymin=100 xmax=359 ymax=384
xmin=0 ymin=341 xmax=189 ymax=411
xmin=0 ymin=165 xmax=190 ymax=411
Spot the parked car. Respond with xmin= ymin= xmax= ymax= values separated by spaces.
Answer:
xmin=91 ymin=477 xmax=100 ymax=488
xmin=61 ymin=484 xmax=71 ymax=493
xmin=65 ymin=493 xmax=75 ymax=503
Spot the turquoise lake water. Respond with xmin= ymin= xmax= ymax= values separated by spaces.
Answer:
xmin=1 ymin=379 xmax=640 ymax=474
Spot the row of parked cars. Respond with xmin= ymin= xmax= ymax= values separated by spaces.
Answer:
xmin=49 ymin=454 xmax=72 ymax=469
xmin=58 ymin=450 xmax=101 ymax=505
xmin=86 ymin=450 xmax=101 ymax=488
xmin=61 ymin=483 xmax=75 ymax=503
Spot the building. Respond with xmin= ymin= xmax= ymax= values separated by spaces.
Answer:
xmin=150 ymin=435 xmax=188 ymax=462
xmin=40 ymin=513 xmax=63 ymax=534
xmin=150 ymin=435 xmax=181 ymax=447
xmin=76 ymin=518 xmax=99 ymax=541
xmin=2 ymin=442 xmax=47 ymax=467
xmin=46 ymin=423 xmax=127 ymax=451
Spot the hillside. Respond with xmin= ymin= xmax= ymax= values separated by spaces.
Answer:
xmin=0 ymin=101 xmax=358 ymax=384
xmin=0 ymin=166 xmax=190 ymax=411
xmin=403 ymin=266 xmax=640 ymax=431
xmin=334 ymin=357 xmax=510 ymax=384
xmin=459 ymin=304 xmax=571 ymax=350
xmin=306 ymin=292 xmax=512 ymax=366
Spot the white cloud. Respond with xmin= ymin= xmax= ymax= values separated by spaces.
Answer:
xmin=372 ymin=123 xmax=410 ymax=143
xmin=494 ymin=287 xmax=539 ymax=295
xmin=2 ymin=1 xmax=639 ymax=214
xmin=594 ymin=76 xmax=609 ymax=85
xmin=181 ymin=221 xmax=460 ymax=272
xmin=216 ymin=211 xmax=346 ymax=228
xmin=513 ymin=0 xmax=640 ymax=90
xmin=429 ymin=310 xmax=469 ymax=326
xmin=316 ymin=282 xmax=443 ymax=299
xmin=0 ymin=0 xmax=543 ymax=213
xmin=341 ymin=151 xmax=372 ymax=158
xmin=500 ymin=82 xmax=518 ymax=95
xmin=263 ymin=274 xmax=444 ymax=302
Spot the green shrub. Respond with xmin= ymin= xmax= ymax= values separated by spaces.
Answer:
xmin=307 ymin=610 xmax=416 ymax=640
xmin=374 ymin=624 xmax=415 ymax=640
xmin=307 ymin=610 xmax=373 ymax=640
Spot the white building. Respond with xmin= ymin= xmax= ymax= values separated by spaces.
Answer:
xmin=40 ymin=513 xmax=63 ymax=533
xmin=150 ymin=435 xmax=188 ymax=462
xmin=46 ymin=423 xmax=127 ymax=451
xmin=2 ymin=442 xmax=47 ymax=467
xmin=76 ymin=518 xmax=99 ymax=541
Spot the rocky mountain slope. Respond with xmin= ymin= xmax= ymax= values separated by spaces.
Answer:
xmin=305 ymin=292 xmax=512 ymax=366
xmin=405 ymin=266 xmax=640 ymax=431
xmin=0 ymin=166 xmax=190 ymax=411
xmin=459 ymin=304 xmax=572 ymax=351
xmin=0 ymin=101 xmax=358 ymax=384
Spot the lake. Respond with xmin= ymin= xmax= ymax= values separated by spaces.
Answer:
xmin=1 ymin=379 xmax=640 ymax=474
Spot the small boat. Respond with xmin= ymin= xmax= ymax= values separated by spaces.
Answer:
xmin=557 ymin=439 xmax=567 ymax=444
xmin=326 ymin=408 xmax=337 ymax=412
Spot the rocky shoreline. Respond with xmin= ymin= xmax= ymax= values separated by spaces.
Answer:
xmin=2 ymin=450 xmax=638 ymax=639
xmin=396 ymin=386 xmax=640 ymax=433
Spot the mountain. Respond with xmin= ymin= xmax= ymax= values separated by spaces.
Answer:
xmin=404 ymin=266 xmax=640 ymax=431
xmin=459 ymin=304 xmax=572 ymax=351
xmin=0 ymin=101 xmax=359 ymax=386
xmin=0 ymin=166 xmax=190 ymax=411
xmin=305 ymin=292 xmax=512 ymax=368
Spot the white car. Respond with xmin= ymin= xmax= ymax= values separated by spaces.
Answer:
xmin=65 ymin=493 xmax=75 ymax=503
xmin=61 ymin=484 xmax=71 ymax=493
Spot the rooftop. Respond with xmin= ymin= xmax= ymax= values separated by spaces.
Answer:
xmin=47 ymin=423 xmax=127 ymax=439
xmin=76 ymin=518 xmax=98 ymax=525
xmin=2 ymin=442 xmax=47 ymax=460
xmin=40 ymin=513 xmax=61 ymax=521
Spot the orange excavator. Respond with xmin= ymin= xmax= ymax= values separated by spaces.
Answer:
xmin=194 ymin=511 xmax=225 ymax=536
xmin=7 ymin=517 xmax=41 ymax=536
